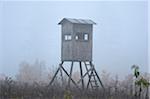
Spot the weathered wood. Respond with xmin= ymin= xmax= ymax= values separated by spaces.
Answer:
xmin=48 ymin=61 xmax=63 ymax=86
xmin=68 ymin=61 xmax=74 ymax=87
xmin=49 ymin=18 xmax=104 ymax=91
xmin=59 ymin=18 xmax=95 ymax=61
xmin=79 ymin=62 xmax=84 ymax=89
xmin=60 ymin=65 xmax=80 ymax=90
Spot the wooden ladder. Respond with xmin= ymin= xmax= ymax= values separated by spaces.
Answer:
xmin=84 ymin=62 xmax=99 ymax=90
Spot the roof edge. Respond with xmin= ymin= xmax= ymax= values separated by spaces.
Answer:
xmin=58 ymin=18 xmax=96 ymax=25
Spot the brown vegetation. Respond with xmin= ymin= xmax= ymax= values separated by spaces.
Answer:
xmin=0 ymin=61 xmax=149 ymax=99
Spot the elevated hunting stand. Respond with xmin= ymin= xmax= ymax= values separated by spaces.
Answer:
xmin=49 ymin=18 xmax=104 ymax=90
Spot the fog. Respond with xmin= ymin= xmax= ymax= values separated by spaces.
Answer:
xmin=0 ymin=1 xmax=148 ymax=78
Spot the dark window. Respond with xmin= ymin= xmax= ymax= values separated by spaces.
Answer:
xmin=75 ymin=33 xmax=89 ymax=41
xmin=75 ymin=33 xmax=82 ymax=41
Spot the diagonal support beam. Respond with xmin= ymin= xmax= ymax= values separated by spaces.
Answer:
xmin=79 ymin=61 xmax=84 ymax=89
xmin=48 ymin=62 xmax=63 ymax=86
xmin=93 ymin=67 xmax=105 ymax=90
xmin=77 ymin=68 xmax=93 ymax=84
xmin=60 ymin=65 xmax=80 ymax=90
xmin=90 ymin=62 xmax=105 ymax=90
xmin=84 ymin=62 xmax=93 ymax=89
xmin=87 ymin=69 xmax=94 ymax=89
xmin=60 ymin=67 xmax=64 ymax=86
xmin=68 ymin=61 xmax=74 ymax=87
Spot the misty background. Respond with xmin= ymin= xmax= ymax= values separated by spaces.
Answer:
xmin=0 ymin=1 xmax=148 ymax=79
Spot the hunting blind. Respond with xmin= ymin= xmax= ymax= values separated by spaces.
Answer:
xmin=49 ymin=18 xmax=104 ymax=90
xmin=58 ymin=18 xmax=96 ymax=61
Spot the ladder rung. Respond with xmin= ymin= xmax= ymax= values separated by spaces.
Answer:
xmin=90 ymin=80 xmax=98 ymax=83
xmin=85 ymin=62 xmax=91 ymax=65
xmin=90 ymin=80 xmax=96 ymax=82
xmin=90 ymin=74 xmax=96 ymax=76
xmin=85 ymin=64 xmax=90 ymax=65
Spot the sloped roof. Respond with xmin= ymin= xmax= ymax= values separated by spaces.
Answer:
xmin=58 ymin=18 xmax=96 ymax=25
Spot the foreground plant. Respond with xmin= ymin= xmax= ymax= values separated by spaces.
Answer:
xmin=131 ymin=65 xmax=150 ymax=99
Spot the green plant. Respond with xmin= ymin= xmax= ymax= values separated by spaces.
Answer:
xmin=131 ymin=65 xmax=150 ymax=99
xmin=131 ymin=65 xmax=140 ymax=78
xmin=64 ymin=90 xmax=72 ymax=99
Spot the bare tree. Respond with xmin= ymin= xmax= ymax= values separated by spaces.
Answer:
xmin=16 ymin=59 xmax=46 ymax=84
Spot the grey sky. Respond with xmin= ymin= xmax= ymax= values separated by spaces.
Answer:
xmin=0 ymin=1 xmax=148 ymax=78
